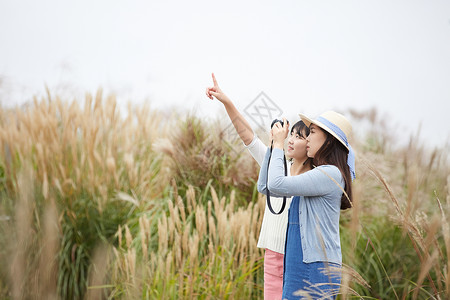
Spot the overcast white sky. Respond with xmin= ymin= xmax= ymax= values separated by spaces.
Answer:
xmin=1 ymin=0 xmax=449 ymax=148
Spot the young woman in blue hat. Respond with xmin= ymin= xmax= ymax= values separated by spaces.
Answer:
xmin=257 ymin=112 xmax=355 ymax=299
xmin=206 ymin=73 xmax=313 ymax=300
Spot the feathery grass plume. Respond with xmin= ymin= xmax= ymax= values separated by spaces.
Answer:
xmin=158 ymin=215 xmax=168 ymax=252
xmin=139 ymin=216 xmax=148 ymax=259
xmin=167 ymin=212 xmax=176 ymax=244
xmin=211 ymin=185 xmax=220 ymax=213
xmin=115 ymin=225 xmax=123 ymax=251
xmin=126 ymin=248 xmax=136 ymax=281
xmin=177 ymin=195 xmax=186 ymax=223
xmin=167 ymin=199 xmax=176 ymax=228
xmin=175 ymin=233 xmax=182 ymax=267
xmin=173 ymin=201 xmax=182 ymax=232
xmin=124 ymin=224 xmax=133 ymax=249
xmin=165 ymin=249 xmax=173 ymax=291
xmin=186 ymin=185 xmax=196 ymax=214
xmin=195 ymin=204 xmax=207 ymax=238
xmin=208 ymin=215 xmax=217 ymax=243
xmin=142 ymin=215 xmax=151 ymax=247
xmin=339 ymin=269 xmax=350 ymax=299
xmin=182 ymin=222 xmax=190 ymax=254
xmin=188 ymin=231 xmax=199 ymax=265
xmin=207 ymin=199 xmax=212 ymax=223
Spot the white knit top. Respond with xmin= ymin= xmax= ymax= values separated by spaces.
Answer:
xmin=244 ymin=134 xmax=291 ymax=254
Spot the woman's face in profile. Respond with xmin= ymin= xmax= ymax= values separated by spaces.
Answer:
xmin=306 ymin=124 xmax=327 ymax=158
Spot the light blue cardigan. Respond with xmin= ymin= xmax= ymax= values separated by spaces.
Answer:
xmin=257 ymin=147 xmax=344 ymax=265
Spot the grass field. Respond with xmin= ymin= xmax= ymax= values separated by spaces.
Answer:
xmin=0 ymin=91 xmax=448 ymax=299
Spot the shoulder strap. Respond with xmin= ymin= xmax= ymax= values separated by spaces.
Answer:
xmin=265 ymin=146 xmax=288 ymax=215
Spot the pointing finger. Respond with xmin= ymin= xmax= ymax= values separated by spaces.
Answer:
xmin=212 ymin=73 xmax=219 ymax=87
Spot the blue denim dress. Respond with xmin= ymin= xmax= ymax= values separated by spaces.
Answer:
xmin=282 ymin=196 xmax=341 ymax=300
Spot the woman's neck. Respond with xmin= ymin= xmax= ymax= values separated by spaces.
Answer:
xmin=290 ymin=158 xmax=311 ymax=176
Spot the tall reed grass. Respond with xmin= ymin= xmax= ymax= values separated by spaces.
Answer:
xmin=0 ymin=93 xmax=448 ymax=299
xmin=109 ymin=185 xmax=264 ymax=299
xmin=0 ymin=90 xmax=172 ymax=299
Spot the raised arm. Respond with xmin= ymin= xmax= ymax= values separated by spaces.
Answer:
xmin=206 ymin=73 xmax=254 ymax=146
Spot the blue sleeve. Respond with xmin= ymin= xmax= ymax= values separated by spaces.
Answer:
xmin=257 ymin=147 xmax=285 ymax=197
xmin=256 ymin=147 xmax=270 ymax=194
xmin=267 ymin=148 xmax=344 ymax=197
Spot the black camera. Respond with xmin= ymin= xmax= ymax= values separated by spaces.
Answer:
xmin=270 ymin=119 xmax=286 ymax=128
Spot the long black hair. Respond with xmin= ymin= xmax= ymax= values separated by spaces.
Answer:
xmin=313 ymin=130 xmax=352 ymax=210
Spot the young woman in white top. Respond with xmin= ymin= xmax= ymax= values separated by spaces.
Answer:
xmin=205 ymin=73 xmax=312 ymax=299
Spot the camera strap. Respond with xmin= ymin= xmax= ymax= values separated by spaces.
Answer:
xmin=265 ymin=146 xmax=288 ymax=215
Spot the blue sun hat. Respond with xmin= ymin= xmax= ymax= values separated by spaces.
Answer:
xmin=299 ymin=111 xmax=356 ymax=180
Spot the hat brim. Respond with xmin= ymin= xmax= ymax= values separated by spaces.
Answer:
xmin=299 ymin=113 xmax=349 ymax=150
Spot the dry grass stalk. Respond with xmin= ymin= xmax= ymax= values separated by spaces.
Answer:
xmin=414 ymin=249 xmax=440 ymax=299
xmin=186 ymin=185 xmax=196 ymax=214
xmin=124 ymin=225 xmax=132 ymax=249
xmin=195 ymin=204 xmax=207 ymax=238
xmin=436 ymin=187 xmax=450 ymax=297
xmin=182 ymin=223 xmax=190 ymax=255
xmin=361 ymin=155 xmax=444 ymax=297
xmin=158 ymin=215 xmax=168 ymax=253
xmin=139 ymin=217 xmax=148 ymax=259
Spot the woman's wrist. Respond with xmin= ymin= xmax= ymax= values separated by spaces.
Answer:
xmin=220 ymin=95 xmax=231 ymax=105
xmin=273 ymin=141 xmax=284 ymax=150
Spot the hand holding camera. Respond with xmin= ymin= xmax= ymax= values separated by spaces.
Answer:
xmin=271 ymin=118 xmax=289 ymax=149
xmin=271 ymin=118 xmax=284 ymax=128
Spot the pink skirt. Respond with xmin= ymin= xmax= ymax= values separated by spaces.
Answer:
xmin=264 ymin=249 xmax=284 ymax=300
